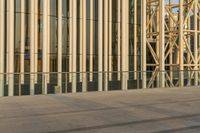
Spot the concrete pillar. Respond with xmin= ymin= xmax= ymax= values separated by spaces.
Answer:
xmin=82 ymin=0 xmax=87 ymax=92
xmin=0 ymin=0 xmax=5 ymax=96
xmin=58 ymin=0 xmax=63 ymax=93
xmin=6 ymin=0 xmax=8 ymax=86
xmin=109 ymin=0 xmax=113 ymax=81
xmin=159 ymin=0 xmax=165 ymax=88
xmin=104 ymin=0 xmax=109 ymax=91
xmin=142 ymin=0 xmax=147 ymax=88
xmin=117 ymin=0 xmax=121 ymax=81
xmin=69 ymin=0 xmax=73 ymax=83
xmin=8 ymin=0 xmax=14 ymax=96
xmin=34 ymin=0 xmax=38 ymax=84
xmin=79 ymin=0 xmax=83 ymax=83
xmin=121 ymin=0 xmax=129 ymax=90
xmin=98 ymin=0 xmax=103 ymax=91
xmin=30 ymin=0 xmax=35 ymax=95
xmin=89 ymin=0 xmax=94 ymax=82
xmin=72 ymin=0 xmax=77 ymax=93
xmin=6 ymin=1 xmax=8 ymax=85
xmin=47 ymin=0 xmax=50 ymax=83
xmin=20 ymin=0 xmax=25 ymax=85
xmin=179 ymin=0 xmax=184 ymax=87
xmin=43 ymin=0 xmax=48 ymax=94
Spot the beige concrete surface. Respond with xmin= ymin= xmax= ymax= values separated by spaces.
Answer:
xmin=1 ymin=87 xmax=200 ymax=133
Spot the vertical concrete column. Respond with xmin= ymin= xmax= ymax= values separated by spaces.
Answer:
xmin=109 ymin=0 xmax=112 ymax=81
xmin=0 ymin=0 xmax=5 ymax=96
xmin=121 ymin=0 xmax=129 ymax=90
xmin=30 ymin=0 xmax=35 ymax=95
xmin=34 ymin=0 xmax=38 ymax=84
xmin=82 ymin=0 xmax=87 ymax=92
xmin=20 ymin=0 xmax=25 ymax=85
xmin=98 ymin=0 xmax=103 ymax=92
xmin=43 ymin=0 xmax=48 ymax=94
xmin=79 ymin=0 xmax=83 ymax=82
xmin=104 ymin=0 xmax=109 ymax=91
xmin=6 ymin=1 xmax=8 ymax=85
xmin=89 ymin=0 xmax=94 ymax=82
xmin=69 ymin=0 xmax=73 ymax=83
xmin=8 ymin=0 xmax=14 ymax=96
xmin=47 ymin=0 xmax=50 ymax=83
xmin=72 ymin=0 xmax=77 ymax=93
xmin=159 ymin=0 xmax=165 ymax=88
xmin=117 ymin=0 xmax=121 ymax=81
xmin=6 ymin=0 xmax=8 ymax=85
xmin=133 ymin=0 xmax=137 ymax=80
xmin=179 ymin=0 xmax=184 ymax=87
xmin=142 ymin=0 xmax=147 ymax=88
xmin=194 ymin=0 xmax=198 ymax=86
xmin=58 ymin=0 xmax=63 ymax=93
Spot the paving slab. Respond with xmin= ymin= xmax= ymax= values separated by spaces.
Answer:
xmin=1 ymin=87 xmax=200 ymax=133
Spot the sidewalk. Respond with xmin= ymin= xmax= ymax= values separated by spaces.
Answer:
xmin=1 ymin=87 xmax=200 ymax=133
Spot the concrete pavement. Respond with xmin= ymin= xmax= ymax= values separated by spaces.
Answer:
xmin=1 ymin=87 xmax=200 ymax=133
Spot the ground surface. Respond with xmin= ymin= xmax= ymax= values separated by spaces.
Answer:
xmin=1 ymin=87 xmax=200 ymax=133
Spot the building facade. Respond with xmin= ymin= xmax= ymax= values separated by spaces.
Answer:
xmin=0 ymin=0 xmax=142 ymax=96
xmin=0 ymin=0 xmax=200 ymax=97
